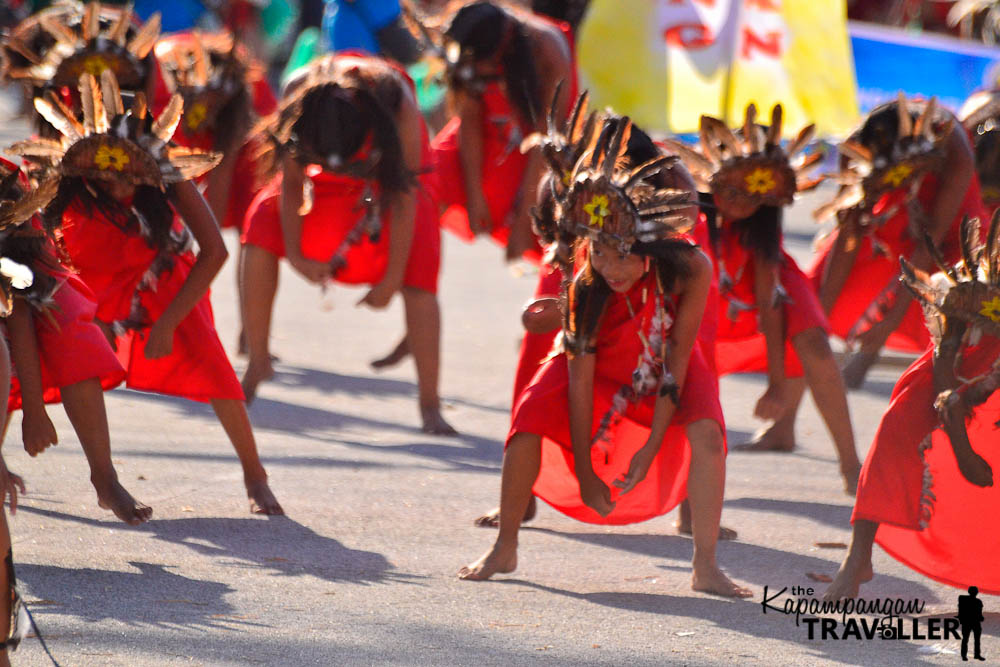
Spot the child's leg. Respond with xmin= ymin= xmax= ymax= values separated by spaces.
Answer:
xmin=792 ymin=327 xmax=862 ymax=493
xmin=684 ymin=419 xmax=752 ymax=597
xmin=735 ymin=377 xmax=805 ymax=451
xmin=675 ymin=499 xmax=737 ymax=540
xmin=824 ymin=519 xmax=877 ymax=600
xmin=239 ymin=244 xmax=280 ymax=401
xmin=459 ymin=432 xmax=541 ymax=580
xmin=60 ymin=379 xmax=152 ymax=525
xmin=210 ymin=399 xmax=283 ymax=515
xmin=401 ymin=287 xmax=457 ymax=435
xmin=0 ymin=511 xmax=11 ymax=667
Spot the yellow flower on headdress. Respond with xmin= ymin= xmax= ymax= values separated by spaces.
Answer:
xmin=186 ymin=103 xmax=208 ymax=131
xmin=94 ymin=145 xmax=130 ymax=172
xmin=583 ymin=194 xmax=610 ymax=228
xmin=744 ymin=168 xmax=776 ymax=195
xmin=83 ymin=55 xmax=110 ymax=77
xmin=980 ymin=295 xmax=1000 ymax=323
xmin=881 ymin=163 xmax=913 ymax=188
xmin=982 ymin=185 xmax=1000 ymax=203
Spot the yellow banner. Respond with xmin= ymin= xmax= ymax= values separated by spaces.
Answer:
xmin=577 ymin=0 xmax=860 ymax=137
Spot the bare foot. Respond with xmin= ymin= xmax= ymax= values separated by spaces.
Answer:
xmin=246 ymin=478 xmax=284 ymax=515
xmin=841 ymin=348 xmax=879 ymax=389
xmin=371 ymin=337 xmax=410 ymax=370
xmin=732 ymin=425 xmax=796 ymax=452
xmin=952 ymin=444 xmax=994 ymax=488
xmin=421 ymin=406 xmax=458 ymax=436
xmin=94 ymin=478 xmax=152 ymax=525
xmin=823 ymin=557 xmax=873 ymax=600
xmin=691 ymin=562 xmax=753 ymax=598
xmin=458 ymin=540 xmax=517 ymax=580
xmin=241 ymin=361 xmax=275 ymax=404
xmin=475 ymin=496 xmax=537 ymax=528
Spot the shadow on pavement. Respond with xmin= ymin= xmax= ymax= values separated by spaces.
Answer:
xmin=723 ymin=497 xmax=853 ymax=530
xmin=20 ymin=561 xmax=251 ymax=630
xmin=18 ymin=506 xmax=415 ymax=587
xmin=521 ymin=528 xmax=940 ymax=602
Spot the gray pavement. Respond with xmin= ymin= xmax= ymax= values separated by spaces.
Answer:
xmin=0 ymin=90 xmax=996 ymax=666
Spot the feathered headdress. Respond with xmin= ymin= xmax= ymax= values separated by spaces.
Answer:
xmin=0 ymin=1 xmax=160 ymax=91
xmin=520 ymin=84 xmax=599 ymax=184
xmin=662 ymin=103 xmax=822 ymax=217
xmin=815 ymin=95 xmax=949 ymax=224
xmin=154 ymin=31 xmax=252 ymax=135
xmin=901 ymin=213 xmax=1000 ymax=341
xmin=947 ymin=0 xmax=1000 ymax=43
xmin=7 ymin=70 xmax=221 ymax=190
xmin=558 ymin=115 xmax=696 ymax=255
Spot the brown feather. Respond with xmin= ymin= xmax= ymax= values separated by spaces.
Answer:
xmin=100 ymin=69 xmax=124 ymax=119
xmin=795 ymin=175 xmax=825 ymax=193
xmin=987 ymin=207 xmax=1000 ymax=285
xmin=915 ymin=96 xmax=938 ymax=139
xmin=82 ymin=1 xmax=100 ymax=41
xmin=33 ymin=97 xmax=82 ymax=142
xmin=701 ymin=115 xmax=742 ymax=158
xmin=152 ymin=94 xmax=184 ymax=143
xmin=45 ymin=90 xmax=86 ymax=139
xmin=813 ymin=186 xmax=863 ymax=222
xmin=897 ymin=92 xmax=913 ymax=138
xmin=838 ymin=140 xmax=873 ymax=167
xmin=959 ymin=215 xmax=982 ymax=282
xmin=565 ymin=90 xmax=590 ymax=143
xmin=109 ymin=4 xmax=134 ymax=45
xmin=127 ymin=12 xmax=161 ymax=59
xmin=132 ymin=91 xmax=148 ymax=121
xmin=6 ymin=138 xmax=67 ymax=162
xmin=766 ymin=105 xmax=783 ymax=146
xmin=0 ymin=178 xmax=58 ymax=229
xmin=192 ymin=33 xmax=210 ymax=88
xmin=603 ymin=117 xmax=631 ymax=179
xmin=742 ymin=103 xmax=758 ymax=153
xmin=924 ymin=231 xmax=960 ymax=283
xmin=659 ymin=138 xmax=715 ymax=181
xmin=38 ymin=13 xmax=78 ymax=46
xmin=785 ymin=123 xmax=816 ymax=159
xmin=80 ymin=73 xmax=108 ymax=134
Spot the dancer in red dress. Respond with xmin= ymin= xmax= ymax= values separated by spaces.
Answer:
xmin=430 ymin=1 xmax=574 ymax=263
xmin=11 ymin=70 xmax=283 ymax=515
xmin=666 ymin=104 xmax=861 ymax=493
xmin=0 ymin=158 xmax=161 ymax=525
xmin=826 ymin=216 xmax=1000 ymax=598
xmin=459 ymin=117 xmax=750 ymax=597
xmin=239 ymin=53 xmax=454 ymax=434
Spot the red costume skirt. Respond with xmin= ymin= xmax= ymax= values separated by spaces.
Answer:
xmin=508 ymin=275 xmax=725 ymax=525
xmin=242 ymin=169 xmax=441 ymax=294
xmin=714 ymin=244 xmax=829 ymax=378
xmin=60 ymin=208 xmax=245 ymax=403
xmin=853 ymin=340 xmax=1000 ymax=594
xmin=7 ymin=274 xmax=126 ymax=412
xmin=807 ymin=174 xmax=987 ymax=353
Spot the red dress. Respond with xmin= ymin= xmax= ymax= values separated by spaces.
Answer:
xmin=853 ymin=337 xmax=1000 ymax=594
xmin=59 ymin=204 xmax=244 ymax=403
xmin=807 ymin=174 xmax=987 ymax=353
xmin=711 ymin=224 xmax=830 ymax=377
xmin=508 ymin=270 xmax=725 ymax=525
xmin=430 ymin=20 xmax=577 ymax=262
xmin=6 ymin=261 xmax=126 ymax=412
xmin=241 ymin=151 xmax=441 ymax=295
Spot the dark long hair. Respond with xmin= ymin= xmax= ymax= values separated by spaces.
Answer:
xmin=444 ymin=1 xmax=541 ymax=127
xmin=857 ymin=101 xmax=920 ymax=161
xmin=708 ymin=203 xmax=783 ymax=264
xmin=42 ymin=178 xmax=176 ymax=253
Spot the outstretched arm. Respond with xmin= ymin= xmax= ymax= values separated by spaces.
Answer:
xmin=279 ymin=156 xmax=333 ymax=284
xmin=143 ymin=181 xmax=229 ymax=359
xmin=7 ymin=300 xmax=58 ymax=457
xmin=568 ymin=350 xmax=615 ymax=515
xmin=753 ymin=254 xmax=788 ymax=420
xmin=358 ymin=84 xmax=422 ymax=309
